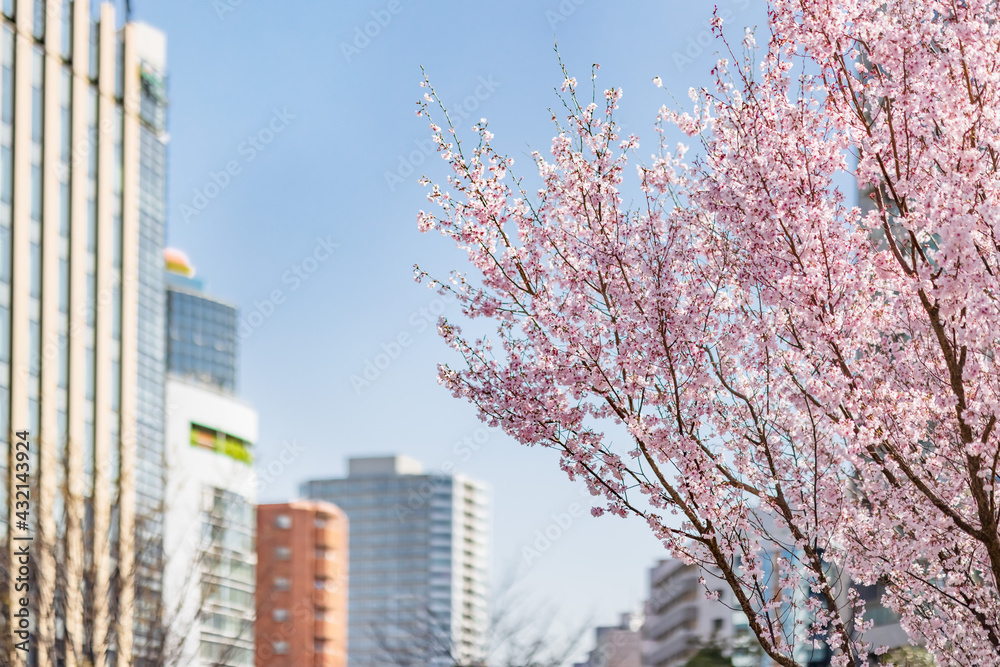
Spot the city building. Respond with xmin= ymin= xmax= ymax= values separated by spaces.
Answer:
xmin=161 ymin=251 xmax=257 ymax=666
xmin=0 ymin=2 xmax=168 ymax=665
xmin=575 ymin=612 xmax=643 ymax=667
xmin=165 ymin=247 xmax=237 ymax=392
xmin=255 ymin=501 xmax=349 ymax=667
xmin=301 ymin=455 xmax=490 ymax=667
xmin=642 ymin=560 xmax=734 ymax=667
xmin=643 ymin=549 xmax=911 ymax=667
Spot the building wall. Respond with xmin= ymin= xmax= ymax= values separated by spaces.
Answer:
xmin=166 ymin=282 xmax=238 ymax=392
xmin=647 ymin=549 xmax=914 ymax=667
xmin=576 ymin=613 xmax=642 ymax=667
xmin=162 ymin=377 xmax=258 ymax=667
xmin=130 ymin=18 xmax=170 ymax=665
xmin=0 ymin=3 xmax=166 ymax=665
xmin=642 ymin=560 xmax=734 ymax=667
xmin=256 ymin=501 xmax=349 ymax=667
xmin=449 ymin=475 xmax=490 ymax=664
xmin=301 ymin=456 xmax=490 ymax=667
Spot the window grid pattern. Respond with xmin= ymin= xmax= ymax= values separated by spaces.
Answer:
xmin=166 ymin=288 xmax=238 ymax=393
xmin=0 ymin=9 xmax=170 ymax=665
xmin=0 ymin=22 xmax=12 ymax=541
xmin=303 ymin=473 xmax=490 ymax=665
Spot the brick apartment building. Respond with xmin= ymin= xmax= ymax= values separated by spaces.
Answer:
xmin=256 ymin=501 xmax=349 ymax=667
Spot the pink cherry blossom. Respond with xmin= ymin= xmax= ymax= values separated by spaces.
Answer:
xmin=416 ymin=3 xmax=1000 ymax=665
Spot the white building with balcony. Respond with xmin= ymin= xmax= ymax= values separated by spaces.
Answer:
xmin=642 ymin=559 xmax=734 ymax=667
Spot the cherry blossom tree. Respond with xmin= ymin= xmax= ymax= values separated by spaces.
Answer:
xmin=414 ymin=2 xmax=1000 ymax=666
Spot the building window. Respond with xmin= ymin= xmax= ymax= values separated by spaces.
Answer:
xmin=190 ymin=422 xmax=253 ymax=463
xmin=275 ymin=546 xmax=291 ymax=561
xmin=713 ymin=618 xmax=724 ymax=634
xmin=273 ymin=608 xmax=289 ymax=622
xmin=315 ymin=517 xmax=327 ymax=528
xmin=275 ymin=514 xmax=292 ymax=529
xmin=274 ymin=577 xmax=290 ymax=591
xmin=273 ymin=641 xmax=289 ymax=655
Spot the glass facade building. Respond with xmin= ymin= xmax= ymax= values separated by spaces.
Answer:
xmin=302 ymin=456 xmax=490 ymax=667
xmin=133 ymin=19 xmax=170 ymax=667
xmin=0 ymin=3 xmax=168 ymax=666
xmin=161 ymin=256 xmax=257 ymax=666
xmin=166 ymin=273 xmax=238 ymax=393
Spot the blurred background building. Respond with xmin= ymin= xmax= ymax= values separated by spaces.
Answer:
xmin=301 ymin=455 xmax=490 ymax=667
xmin=255 ymin=500 xmax=349 ymax=667
xmin=164 ymin=248 xmax=238 ymax=391
xmin=641 ymin=559 xmax=734 ymax=667
xmin=0 ymin=2 xmax=168 ymax=664
xmin=161 ymin=250 xmax=257 ymax=666
xmin=575 ymin=612 xmax=642 ymax=667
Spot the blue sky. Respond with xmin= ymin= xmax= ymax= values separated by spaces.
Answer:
xmin=131 ymin=0 xmax=768 ymax=652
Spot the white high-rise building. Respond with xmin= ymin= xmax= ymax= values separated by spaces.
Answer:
xmin=302 ymin=455 xmax=490 ymax=667
xmin=161 ymin=253 xmax=257 ymax=666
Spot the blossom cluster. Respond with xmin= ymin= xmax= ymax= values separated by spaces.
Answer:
xmin=416 ymin=3 xmax=1000 ymax=665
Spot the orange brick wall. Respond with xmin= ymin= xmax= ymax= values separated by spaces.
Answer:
xmin=256 ymin=502 xmax=348 ymax=667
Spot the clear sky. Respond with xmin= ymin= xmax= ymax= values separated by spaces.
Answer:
xmin=130 ymin=0 xmax=767 ymax=654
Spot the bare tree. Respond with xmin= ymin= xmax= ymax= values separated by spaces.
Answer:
xmin=0 ymin=480 xmax=255 ymax=667
xmin=371 ymin=572 xmax=590 ymax=667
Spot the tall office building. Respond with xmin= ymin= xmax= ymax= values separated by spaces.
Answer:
xmin=302 ymin=455 xmax=490 ymax=667
xmin=161 ymin=250 xmax=257 ymax=666
xmin=0 ymin=2 xmax=168 ymax=665
xmin=256 ymin=501 xmax=349 ymax=667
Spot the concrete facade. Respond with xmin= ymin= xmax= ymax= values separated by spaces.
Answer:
xmin=642 ymin=560 xmax=734 ymax=667
xmin=162 ymin=377 xmax=258 ymax=666
xmin=576 ymin=613 xmax=643 ymax=667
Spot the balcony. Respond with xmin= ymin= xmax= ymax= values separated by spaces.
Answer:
xmin=648 ymin=576 xmax=699 ymax=615
xmin=315 ymin=618 xmax=339 ymax=640
xmin=314 ymin=587 xmax=331 ymax=608
xmin=314 ymin=556 xmax=341 ymax=581
xmin=650 ymin=560 xmax=691 ymax=588
xmin=644 ymin=628 xmax=699 ymax=667
xmin=643 ymin=604 xmax=697 ymax=642
xmin=314 ymin=645 xmax=346 ymax=667
xmin=315 ymin=526 xmax=339 ymax=549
